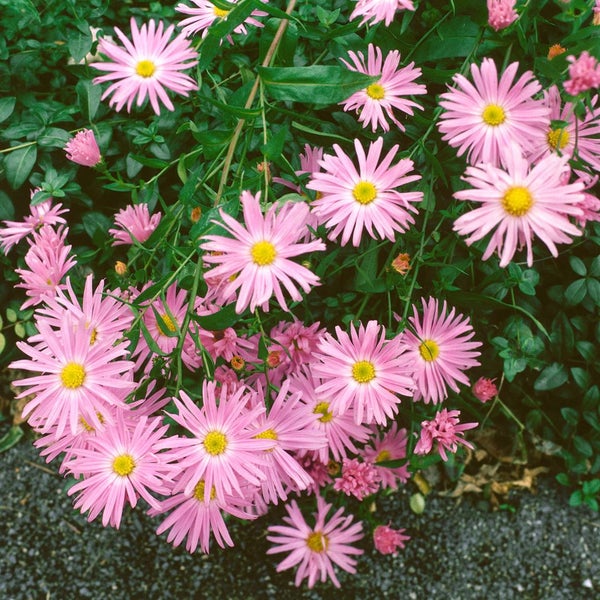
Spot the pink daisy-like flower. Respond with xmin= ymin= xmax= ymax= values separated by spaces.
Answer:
xmin=472 ymin=376 xmax=499 ymax=402
xmin=362 ymin=422 xmax=409 ymax=488
xmin=267 ymin=495 xmax=364 ymax=589
xmin=349 ymin=0 xmax=415 ymax=28
xmin=373 ymin=524 xmax=410 ymax=556
xmin=313 ymin=320 xmax=414 ymax=426
xmin=487 ymin=0 xmax=518 ymax=32
xmin=340 ymin=44 xmax=426 ymax=133
xmin=438 ymin=58 xmax=549 ymax=166
xmin=0 ymin=192 xmax=67 ymax=254
xmin=200 ymin=191 xmax=325 ymax=314
xmin=453 ymin=147 xmax=585 ymax=267
xmin=563 ymin=51 xmax=600 ymax=96
xmin=333 ymin=457 xmax=380 ymax=501
xmin=64 ymin=129 xmax=102 ymax=167
xmin=307 ymin=137 xmax=423 ymax=247
xmin=175 ymin=0 xmax=267 ymax=40
xmin=65 ymin=416 xmax=173 ymax=528
xmin=414 ymin=408 xmax=478 ymax=462
xmin=402 ymin=297 xmax=481 ymax=405
xmin=91 ymin=18 xmax=198 ymax=115
xmin=109 ymin=203 xmax=162 ymax=246
xmin=10 ymin=314 xmax=135 ymax=437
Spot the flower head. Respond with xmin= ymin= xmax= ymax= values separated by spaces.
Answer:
xmin=349 ymin=0 xmax=416 ymax=28
xmin=563 ymin=51 xmax=600 ymax=96
xmin=438 ymin=58 xmax=549 ymax=166
xmin=64 ymin=129 xmax=102 ymax=167
xmin=453 ymin=148 xmax=585 ymax=267
xmin=472 ymin=377 xmax=498 ymax=402
xmin=363 ymin=422 xmax=409 ymax=488
xmin=340 ymin=44 xmax=426 ymax=133
xmin=487 ymin=0 xmax=518 ymax=32
xmin=109 ymin=203 xmax=162 ymax=246
xmin=91 ymin=18 xmax=198 ymax=114
xmin=373 ymin=524 xmax=410 ymax=556
xmin=267 ymin=495 xmax=364 ymax=589
xmin=333 ymin=458 xmax=380 ymax=500
xmin=307 ymin=137 xmax=422 ymax=247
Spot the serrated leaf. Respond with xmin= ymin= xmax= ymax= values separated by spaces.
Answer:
xmin=534 ymin=362 xmax=568 ymax=391
xmin=4 ymin=145 xmax=37 ymax=189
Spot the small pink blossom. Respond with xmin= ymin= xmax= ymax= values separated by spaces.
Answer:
xmin=64 ymin=129 xmax=102 ymax=167
xmin=563 ymin=51 xmax=600 ymax=96
xmin=487 ymin=0 xmax=518 ymax=32
xmin=333 ymin=458 xmax=380 ymax=500
xmin=109 ymin=203 xmax=162 ymax=246
xmin=472 ymin=377 xmax=499 ymax=402
xmin=350 ymin=0 xmax=415 ymax=28
xmin=373 ymin=524 xmax=410 ymax=556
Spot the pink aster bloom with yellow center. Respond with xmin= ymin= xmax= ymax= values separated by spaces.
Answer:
xmin=64 ymin=129 xmax=102 ymax=167
xmin=200 ymin=191 xmax=325 ymax=314
xmin=362 ymin=422 xmax=409 ymax=488
xmin=267 ymin=495 xmax=364 ymax=589
xmin=414 ymin=408 xmax=478 ymax=461
xmin=91 ymin=18 xmax=198 ymax=115
xmin=402 ymin=297 xmax=481 ymax=405
xmin=340 ymin=44 xmax=426 ymax=133
xmin=349 ymin=0 xmax=415 ymax=28
xmin=453 ymin=148 xmax=585 ymax=267
xmin=438 ymin=58 xmax=549 ymax=167
xmin=313 ymin=320 xmax=414 ymax=426
xmin=109 ymin=203 xmax=162 ymax=246
xmin=65 ymin=416 xmax=173 ymax=528
xmin=307 ymin=137 xmax=423 ymax=247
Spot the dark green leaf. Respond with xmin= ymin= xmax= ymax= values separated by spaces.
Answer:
xmin=4 ymin=145 xmax=37 ymax=189
xmin=587 ymin=278 xmax=600 ymax=305
xmin=534 ymin=362 xmax=568 ymax=391
xmin=0 ymin=425 xmax=24 ymax=452
xmin=68 ymin=29 xmax=93 ymax=63
xmin=573 ymin=435 xmax=593 ymax=457
xmin=561 ymin=407 xmax=579 ymax=426
xmin=569 ymin=256 xmax=587 ymax=277
xmin=76 ymin=79 xmax=102 ymax=122
xmin=194 ymin=303 xmax=240 ymax=330
xmin=570 ymin=367 xmax=590 ymax=389
xmin=0 ymin=190 xmax=15 ymax=220
xmin=0 ymin=97 xmax=16 ymax=123
xmin=38 ymin=127 xmax=71 ymax=149
xmin=564 ymin=278 xmax=587 ymax=305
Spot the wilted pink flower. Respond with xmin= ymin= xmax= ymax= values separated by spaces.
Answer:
xmin=64 ymin=129 xmax=101 ymax=167
xmin=373 ymin=524 xmax=410 ymax=556
xmin=472 ymin=377 xmax=498 ymax=402
xmin=576 ymin=190 xmax=600 ymax=228
xmin=487 ymin=0 xmax=518 ymax=32
xmin=453 ymin=147 xmax=585 ymax=267
xmin=414 ymin=408 xmax=478 ymax=462
xmin=563 ymin=51 xmax=600 ymax=96
xmin=109 ymin=203 xmax=161 ymax=246
xmin=91 ymin=18 xmax=198 ymax=114
xmin=267 ymin=495 xmax=364 ymax=589
xmin=350 ymin=0 xmax=415 ymax=28
xmin=340 ymin=44 xmax=426 ymax=133
xmin=333 ymin=457 xmax=380 ymax=500
xmin=438 ymin=58 xmax=549 ymax=166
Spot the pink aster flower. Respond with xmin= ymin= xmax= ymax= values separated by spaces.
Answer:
xmin=91 ymin=18 xmax=198 ymax=114
xmin=453 ymin=147 xmax=585 ymax=267
xmin=10 ymin=314 xmax=135 ymax=438
xmin=402 ymin=297 xmax=481 ymax=405
xmin=307 ymin=137 xmax=423 ymax=247
xmin=349 ymin=0 xmax=415 ymax=28
xmin=487 ymin=0 xmax=518 ymax=32
xmin=64 ymin=129 xmax=101 ymax=167
xmin=0 ymin=193 xmax=67 ymax=254
xmin=333 ymin=457 xmax=380 ymax=500
xmin=269 ymin=319 xmax=325 ymax=374
xmin=340 ymin=44 xmax=426 ymax=133
xmin=65 ymin=416 xmax=173 ymax=528
xmin=576 ymin=188 xmax=600 ymax=228
xmin=294 ymin=452 xmax=333 ymax=494
xmin=472 ymin=376 xmax=499 ymax=402
xmin=200 ymin=191 xmax=325 ymax=314
xmin=362 ymin=422 xmax=409 ymax=488
xmin=267 ymin=495 xmax=364 ymax=589
xmin=414 ymin=408 xmax=478 ymax=461
xmin=175 ymin=0 xmax=267 ymax=41
xmin=373 ymin=524 xmax=410 ymax=556
xmin=438 ymin=58 xmax=549 ymax=166
xmin=109 ymin=203 xmax=162 ymax=246
xmin=313 ymin=320 xmax=414 ymax=426
xmin=563 ymin=51 xmax=600 ymax=96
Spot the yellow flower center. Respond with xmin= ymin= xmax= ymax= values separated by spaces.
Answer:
xmin=230 ymin=355 xmax=245 ymax=371
xmin=112 ymin=454 xmax=135 ymax=476
xmin=193 ymin=480 xmax=217 ymax=502
xmin=136 ymin=59 xmax=156 ymax=78
xmin=213 ymin=6 xmax=229 ymax=18
xmin=419 ymin=339 xmax=439 ymax=361
xmin=352 ymin=181 xmax=377 ymax=205
xmin=89 ymin=328 xmax=98 ymax=345
xmin=366 ymin=82 xmax=385 ymax=100
xmin=306 ymin=531 xmax=329 ymax=552
xmin=376 ymin=449 xmax=391 ymax=463
xmin=203 ymin=430 xmax=228 ymax=455
xmin=352 ymin=360 xmax=376 ymax=383
xmin=502 ymin=186 xmax=533 ymax=217
xmin=157 ymin=313 xmax=177 ymax=336
xmin=60 ymin=363 xmax=86 ymax=389
xmin=313 ymin=401 xmax=333 ymax=423
xmin=251 ymin=240 xmax=277 ymax=266
xmin=254 ymin=428 xmax=278 ymax=452
xmin=547 ymin=128 xmax=570 ymax=150
xmin=482 ymin=104 xmax=506 ymax=126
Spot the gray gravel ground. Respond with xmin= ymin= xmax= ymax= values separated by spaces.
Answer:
xmin=1 ymin=438 xmax=598 ymax=600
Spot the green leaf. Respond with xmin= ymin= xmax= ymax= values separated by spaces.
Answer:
xmin=38 ymin=127 xmax=71 ymax=149
xmin=590 ymin=256 xmax=600 ymax=278
xmin=0 ymin=332 xmax=5 ymax=354
xmin=4 ymin=145 xmax=37 ymax=189
xmin=561 ymin=407 xmax=579 ymax=426
xmin=564 ymin=278 xmax=587 ymax=305
xmin=573 ymin=435 xmax=593 ymax=457
xmin=411 ymin=17 xmax=479 ymax=62
xmin=555 ymin=472 xmax=570 ymax=486
xmin=569 ymin=256 xmax=587 ymax=277
xmin=259 ymin=66 xmax=378 ymax=104
xmin=576 ymin=341 xmax=596 ymax=362
xmin=0 ymin=190 xmax=15 ymax=220
xmin=571 ymin=367 xmax=590 ymax=389
xmin=587 ymin=278 xmax=600 ymax=305
xmin=76 ymin=79 xmax=102 ymax=122
xmin=194 ymin=303 xmax=240 ymax=330
xmin=0 ymin=97 xmax=16 ymax=123
xmin=534 ymin=362 xmax=568 ymax=391
xmin=0 ymin=425 xmax=24 ymax=452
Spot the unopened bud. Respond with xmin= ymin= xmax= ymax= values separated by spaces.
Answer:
xmin=115 ymin=261 xmax=127 ymax=275
xmin=191 ymin=206 xmax=201 ymax=223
